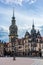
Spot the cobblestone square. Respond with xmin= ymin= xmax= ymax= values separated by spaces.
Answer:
xmin=0 ymin=57 xmax=43 ymax=65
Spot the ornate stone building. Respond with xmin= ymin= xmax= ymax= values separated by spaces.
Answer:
xmin=24 ymin=23 xmax=42 ymax=56
xmin=0 ymin=9 xmax=43 ymax=57
xmin=8 ymin=9 xmax=43 ymax=57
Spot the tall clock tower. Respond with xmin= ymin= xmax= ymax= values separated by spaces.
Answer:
xmin=9 ymin=9 xmax=18 ymax=43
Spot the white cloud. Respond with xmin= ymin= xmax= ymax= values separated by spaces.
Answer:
xmin=0 ymin=0 xmax=37 ymax=6
xmin=0 ymin=26 xmax=9 ymax=42
xmin=29 ymin=0 xmax=36 ymax=4
xmin=1 ymin=26 xmax=9 ymax=32
xmin=18 ymin=24 xmax=31 ymax=30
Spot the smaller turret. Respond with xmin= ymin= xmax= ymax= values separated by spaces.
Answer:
xmin=31 ymin=21 xmax=36 ymax=42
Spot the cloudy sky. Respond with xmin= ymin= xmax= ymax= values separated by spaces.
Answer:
xmin=0 ymin=0 xmax=43 ymax=42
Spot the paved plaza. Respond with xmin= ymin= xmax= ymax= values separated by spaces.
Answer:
xmin=0 ymin=57 xmax=43 ymax=65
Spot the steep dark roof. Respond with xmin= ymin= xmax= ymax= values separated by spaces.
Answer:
xmin=25 ymin=31 xmax=30 ymax=38
xmin=37 ymin=30 xmax=41 ymax=38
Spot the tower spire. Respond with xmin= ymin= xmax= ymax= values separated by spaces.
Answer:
xmin=13 ymin=7 xmax=14 ymax=17
xmin=12 ymin=7 xmax=15 ymax=19
xmin=32 ymin=19 xmax=34 ymax=29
